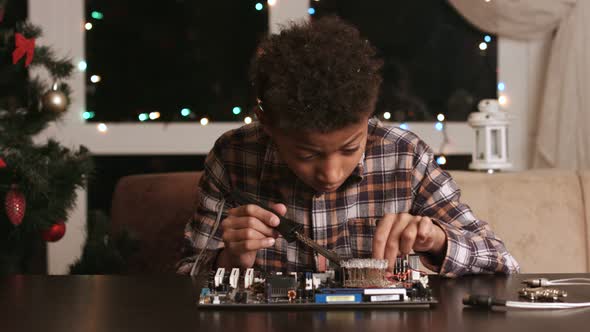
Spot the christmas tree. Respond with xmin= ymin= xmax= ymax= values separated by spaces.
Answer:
xmin=0 ymin=0 xmax=93 ymax=274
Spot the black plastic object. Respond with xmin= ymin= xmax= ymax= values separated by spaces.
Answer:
xmin=227 ymin=190 xmax=303 ymax=242
xmin=462 ymin=294 xmax=506 ymax=308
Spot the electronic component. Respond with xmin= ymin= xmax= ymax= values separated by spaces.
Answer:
xmin=266 ymin=274 xmax=298 ymax=298
xmin=198 ymin=257 xmax=436 ymax=308
xmin=229 ymin=268 xmax=240 ymax=289
xmin=518 ymin=287 xmax=568 ymax=302
xmin=369 ymin=294 xmax=403 ymax=302
xmin=341 ymin=258 xmax=389 ymax=287
xmin=304 ymin=272 xmax=313 ymax=290
xmin=244 ymin=268 xmax=254 ymax=289
xmin=214 ymin=268 xmax=225 ymax=288
xmin=287 ymin=289 xmax=297 ymax=303
xmin=408 ymin=254 xmax=421 ymax=281
xmin=315 ymin=293 xmax=362 ymax=304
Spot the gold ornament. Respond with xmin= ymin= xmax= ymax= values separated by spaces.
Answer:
xmin=41 ymin=89 xmax=68 ymax=113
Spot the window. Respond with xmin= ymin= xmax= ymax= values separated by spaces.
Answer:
xmin=311 ymin=0 xmax=498 ymax=122
xmin=85 ymin=0 xmax=268 ymax=123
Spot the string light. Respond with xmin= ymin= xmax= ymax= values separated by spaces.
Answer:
xmin=200 ymin=117 xmax=209 ymax=126
xmin=484 ymin=35 xmax=492 ymax=43
xmin=138 ymin=113 xmax=148 ymax=121
xmin=479 ymin=42 xmax=488 ymax=51
xmin=435 ymin=122 xmax=444 ymax=131
xmin=78 ymin=60 xmax=87 ymax=72
xmin=91 ymin=11 xmax=104 ymax=20
xmin=399 ymin=123 xmax=408 ymax=130
xmin=383 ymin=112 xmax=391 ymax=120
xmin=181 ymin=108 xmax=191 ymax=117
xmin=244 ymin=116 xmax=253 ymax=124
xmin=308 ymin=8 xmax=316 ymax=15
xmin=436 ymin=156 xmax=447 ymax=165
xmin=149 ymin=112 xmax=160 ymax=120
xmin=267 ymin=0 xmax=277 ymax=6
xmin=84 ymin=22 xmax=93 ymax=30
xmin=232 ymin=106 xmax=242 ymax=115
xmin=255 ymin=3 xmax=263 ymax=11
xmin=97 ymin=123 xmax=108 ymax=133
xmin=437 ymin=113 xmax=445 ymax=122
xmin=90 ymin=75 xmax=101 ymax=83
xmin=82 ymin=111 xmax=95 ymax=120
xmin=498 ymin=95 xmax=507 ymax=106
xmin=498 ymin=82 xmax=505 ymax=91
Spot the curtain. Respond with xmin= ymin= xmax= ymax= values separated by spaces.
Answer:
xmin=449 ymin=0 xmax=589 ymax=169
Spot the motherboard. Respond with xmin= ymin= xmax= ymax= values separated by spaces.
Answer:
xmin=197 ymin=255 xmax=436 ymax=309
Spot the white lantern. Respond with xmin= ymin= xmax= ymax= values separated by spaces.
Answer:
xmin=468 ymin=99 xmax=512 ymax=172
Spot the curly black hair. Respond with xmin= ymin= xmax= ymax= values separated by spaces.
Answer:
xmin=251 ymin=16 xmax=383 ymax=133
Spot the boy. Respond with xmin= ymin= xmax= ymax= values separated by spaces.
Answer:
xmin=178 ymin=16 xmax=519 ymax=277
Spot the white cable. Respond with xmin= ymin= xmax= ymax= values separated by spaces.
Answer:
xmin=551 ymin=278 xmax=590 ymax=283
xmin=523 ymin=278 xmax=590 ymax=287
xmin=190 ymin=198 xmax=226 ymax=276
xmin=550 ymin=278 xmax=590 ymax=285
xmin=506 ymin=301 xmax=590 ymax=309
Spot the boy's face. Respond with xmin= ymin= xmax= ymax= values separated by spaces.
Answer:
xmin=265 ymin=116 xmax=369 ymax=193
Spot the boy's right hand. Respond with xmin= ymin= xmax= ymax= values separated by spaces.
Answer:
xmin=217 ymin=203 xmax=286 ymax=269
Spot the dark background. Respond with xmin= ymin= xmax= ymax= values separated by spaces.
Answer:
xmin=313 ymin=0 xmax=497 ymax=122
xmin=84 ymin=0 xmax=268 ymax=123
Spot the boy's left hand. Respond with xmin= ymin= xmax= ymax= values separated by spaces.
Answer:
xmin=372 ymin=213 xmax=447 ymax=268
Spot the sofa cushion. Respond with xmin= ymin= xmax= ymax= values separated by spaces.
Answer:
xmin=450 ymin=170 xmax=588 ymax=273
xmin=111 ymin=172 xmax=202 ymax=273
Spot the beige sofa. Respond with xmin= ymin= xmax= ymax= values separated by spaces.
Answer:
xmin=111 ymin=170 xmax=590 ymax=273
xmin=451 ymin=170 xmax=590 ymax=273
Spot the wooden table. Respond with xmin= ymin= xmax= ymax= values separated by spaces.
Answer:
xmin=1 ymin=274 xmax=589 ymax=331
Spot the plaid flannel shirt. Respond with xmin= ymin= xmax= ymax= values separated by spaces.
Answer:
xmin=178 ymin=118 xmax=519 ymax=277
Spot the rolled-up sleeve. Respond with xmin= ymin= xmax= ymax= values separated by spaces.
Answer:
xmin=409 ymin=140 xmax=520 ymax=277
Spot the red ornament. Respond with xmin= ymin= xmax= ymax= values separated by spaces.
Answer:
xmin=12 ymin=33 xmax=36 ymax=67
xmin=0 ymin=157 xmax=6 ymax=169
xmin=42 ymin=221 xmax=66 ymax=242
xmin=5 ymin=185 xmax=26 ymax=226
